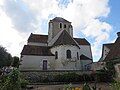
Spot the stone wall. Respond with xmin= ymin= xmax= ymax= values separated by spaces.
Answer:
xmin=21 ymin=70 xmax=93 ymax=83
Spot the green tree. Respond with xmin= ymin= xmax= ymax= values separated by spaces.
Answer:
xmin=1 ymin=68 xmax=21 ymax=90
xmin=12 ymin=56 xmax=20 ymax=68
xmin=106 ymin=58 xmax=120 ymax=77
xmin=0 ymin=45 xmax=13 ymax=68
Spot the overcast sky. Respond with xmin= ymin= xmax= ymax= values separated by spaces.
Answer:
xmin=0 ymin=0 xmax=120 ymax=61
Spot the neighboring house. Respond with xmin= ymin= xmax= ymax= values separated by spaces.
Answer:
xmin=100 ymin=32 xmax=120 ymax=61
xmin=99 ymin=43 xmax=113 ymax=61
xmin=100 ymin=32 xmax=120 ymax=78
xmin=97 ymin=32 xmax=120 ymax=72
xmin=20 ymin=17 xmax=93 ymax=70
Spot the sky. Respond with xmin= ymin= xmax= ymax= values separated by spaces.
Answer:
xmin=0 ymin=0 xmax=120 ymax=62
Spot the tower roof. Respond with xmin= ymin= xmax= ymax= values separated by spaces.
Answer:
xmin=50 ymin=17 xmax=71 ymax=23
xmin=52 ymin=30 xmax=79 ymax=48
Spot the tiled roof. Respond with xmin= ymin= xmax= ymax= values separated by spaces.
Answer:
xmin=80 ymin=54 xmax=92 ymax=60
xmin=74 ymin=38 xmax=90 ymax=45
xmin=51 ymin=17 xmax=71 ymax=23
xmin=52 ymin=30 xmax=79 ymax=48
xmin=21 ymin=45 xmax=54 ymax=56
xmin=104 ymin=37 xmax=120 ymax=61
xmin=28 ymin=33 xmax=48 ymax=43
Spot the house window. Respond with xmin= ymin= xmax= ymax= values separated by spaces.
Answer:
xmin=55 ymin=51 xmax=58 ymax=59
xmin=66 ymin=50 xmax=71 ymax=59
xmin=60 ymin=23 xmax=62 ymax=28
xmin=77 ymin=52 xmax=79 ymax=60
xmin=64 ymin=24 xmax=66 ymax=28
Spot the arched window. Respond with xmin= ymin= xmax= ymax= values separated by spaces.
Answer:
xmin=60 ymin=23 xmax=62 ymax=28
xmin=55 ymin=51 xmax=58 ymax=59
xmin=66 ymin=50 xmax=71 ymax=59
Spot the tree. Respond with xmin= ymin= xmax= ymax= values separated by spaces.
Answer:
xmin=12 ymin=56 xmax=20 ymax=68
xmin=106 ymin=58 xmax=120 ymax=77
xmin=0 ymin=45 xmax=13 ymax=68
xmin=0 ymin=68 xmax=21 ymax=90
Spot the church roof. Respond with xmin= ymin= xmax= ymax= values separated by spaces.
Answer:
xmin=80 ymin=54 xmax=92 ymax=60
xmin=50 ymin=17 xmax=71 ymax=23
xmin=28 ymin=33 xmax=48 ymax=43
xmin=52 ymin=30 xmax=79 ymax=48
xmin=74 ymin=38 xmax=90 ymax=45
xmin=104 ymin=37 xmax=120 ymax=61
xmin=21 ymin=45 xmax=54 ymax=56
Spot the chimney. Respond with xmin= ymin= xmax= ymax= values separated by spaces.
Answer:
xmin=117 ymin=32 xmax=120 ymax=37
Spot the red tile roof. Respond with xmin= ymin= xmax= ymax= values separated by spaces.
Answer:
xmin=52 ymin=30 xmax=79 ymax=48
xmin=74 ymin=38 xmax=90 ymax=45
xmin=21 ymin=45 xmax=54 ymax=56
xmin=104 ymin=37 xmax=120 ymax=61
xmin=28 ymin=33 xmax=48 ymax=43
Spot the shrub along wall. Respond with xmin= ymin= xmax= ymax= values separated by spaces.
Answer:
xmin=20 ymin=70 xmax=112 ymax=84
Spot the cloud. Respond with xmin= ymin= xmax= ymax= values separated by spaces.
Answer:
xmin=58 ymin=0 xmax=112 ymax=61
xmin=0 ymin=6 xmax=27 ymax=56
xmin=3 ymin=0 xmax=38 ymax=32
xmin=0 ymin=0 xmax=112 ymax=61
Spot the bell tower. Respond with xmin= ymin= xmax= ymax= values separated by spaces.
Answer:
xmin=48 ymin=17 xmax=73 ymax=42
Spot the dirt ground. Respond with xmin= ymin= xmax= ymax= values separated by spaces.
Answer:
xmin=28 ymin=83 xmax=111 ymax=90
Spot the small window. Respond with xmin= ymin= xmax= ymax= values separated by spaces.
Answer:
xmin=60 ymin=23 xmax=62 ymax=28
xmin=64 ymin=24 xmax=66 ymax=28
xmin=77 ymin=52 xmax=79 ymax=60
xmin=55 ymin=51 xmax=58 ymax=59
xmin=66 ymin=50 xmax=71 ymax=59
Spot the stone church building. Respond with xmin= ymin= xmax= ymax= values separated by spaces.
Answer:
xmin=20 ymin=17 xmax=93 ymax=70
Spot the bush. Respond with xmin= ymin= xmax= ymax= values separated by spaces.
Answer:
xmin=20 ymin=79 xmax=29 ymax=88
xmin=0 ymin=68 xmax=21 ymax=90
xmin=96 ymin=70 xmax=113 ymax=82
xmin=54 ymin=73 xmax=80 ymax=83
xmin=110 ymin=80 xmax=120 ymax=90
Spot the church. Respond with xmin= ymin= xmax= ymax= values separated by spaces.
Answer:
xmin=20 ymin=17 xmax=93 ymax=70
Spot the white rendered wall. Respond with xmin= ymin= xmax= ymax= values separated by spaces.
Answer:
xmin=20 ymin=55 xmax=55 ymax=70
xmin=48 ymin=22 xmax=53 ymax=42
xmin=50 ymin=45 xmax=81 ymax=70
xmin=102 ymin=46 xmax=110 ymax=60
xmin=80 ymin=60 xmax=92 ymax=70
xmin=79 ymin=45 xmax=92 ymax=60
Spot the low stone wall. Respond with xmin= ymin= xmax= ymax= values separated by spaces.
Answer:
xmin=21 ymin=70 xmax=94 ymax=83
